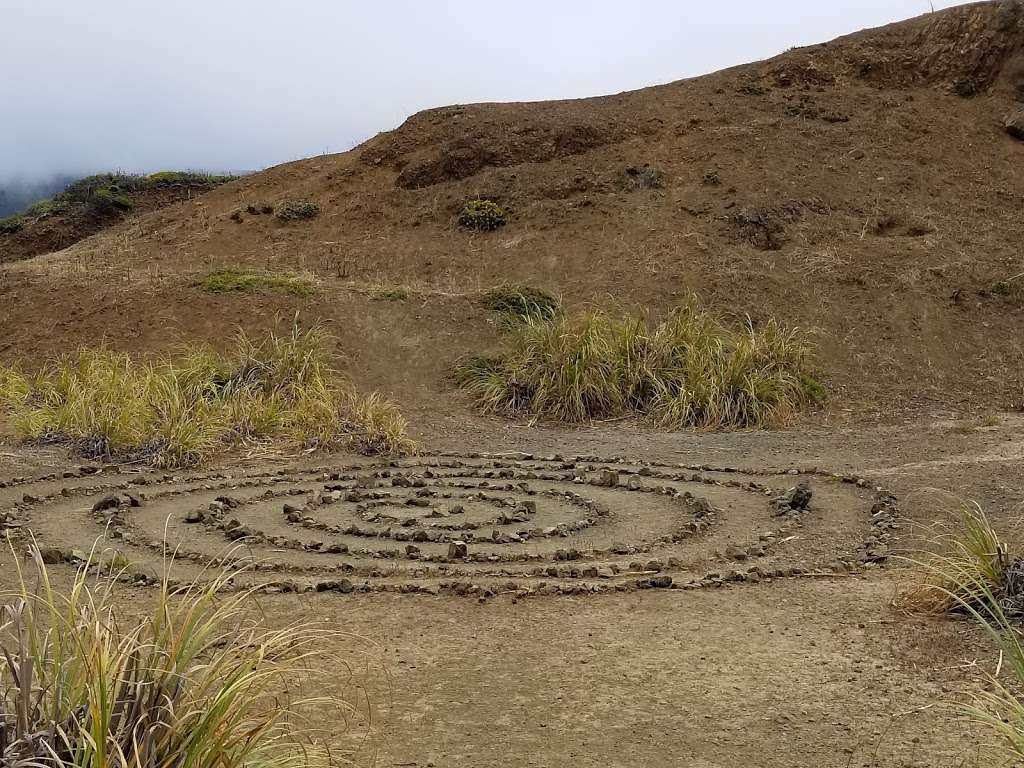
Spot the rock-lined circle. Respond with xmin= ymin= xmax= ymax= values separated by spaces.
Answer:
xmin=0 ymin=453 xmax=896 ymax=597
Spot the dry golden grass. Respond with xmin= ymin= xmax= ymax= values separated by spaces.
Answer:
xmin=898 ymin=503 xmax=1024 ymax=761
xmin=0 ymin=322 xmax=414 ymax=467
xmin=0 ymin=542 xmax=365 ymax=768
xmin=456 ymin=297 xmax=823 ymax=429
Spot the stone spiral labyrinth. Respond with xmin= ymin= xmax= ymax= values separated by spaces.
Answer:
xmin=0 ymin=453 xmax=898 ymax=598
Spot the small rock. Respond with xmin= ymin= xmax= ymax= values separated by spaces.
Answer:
xmin=92 ymin=495 xmax=120 ymax=513
xmin=1006 ymin=110 xmax=1024 ymax=141
xmin=448 ymin=540 xmax=469 ymax=559
xmin=637 ymin=575 xmax=673 ymax=589
xmin=37 ymin=547 xmax=67 ymax=564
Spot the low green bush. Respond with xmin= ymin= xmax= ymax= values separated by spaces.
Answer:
xmin=275 ymin=200 xmax=320 ymax=221
xmin=458 ymin=200 xmax=506 ymax=231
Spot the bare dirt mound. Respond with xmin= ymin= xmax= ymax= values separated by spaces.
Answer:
xmin=3 ymin=1 xmax=1024 ymax=419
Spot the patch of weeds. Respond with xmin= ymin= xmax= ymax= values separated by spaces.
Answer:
xmin=246 ymin=203 xmax=275 ymax=215
xmin=455 ymin=296 xmax=823 ymax=428
xmin=275 ymin=200 xmax=320 ymax=221
xmin=481 ymin=285 xmax=561 ymax=322
xmin=731 ymin=203 xmax=802 ymax=251
xmin=621 ymin=165 xmax=664 ymax=191
xmin=0 ymin=322 xmax=415 ymax=467
xmin=953 ymin=77 xmax=980 ymax=98
xmin=92 ymin=187 xmax=134 ymax=212
xmin=702 ymin=169 xmax=721 ymax=186
xmin=458 ymin=199 xmax=506 ymax=231
xmin=0 ymin=215 xmax=25 ymax=235
xmin=0 ymin=551 xmax=359 ymax=768
xmin=196 ymin=269 xmax=316 ymax=297
xmin=897 ymin=503 xmax=1024 ymax=761
xmin=371 ymin=288 xmax=409 ymax=302
xmin=146 ymin=170 xmax=238 ymax=186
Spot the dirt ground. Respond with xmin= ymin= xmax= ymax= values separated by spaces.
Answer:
xmin=2 ymin=4 xmax=1023 ymax=765
xmin=2 ymin=414 xmax=1021 ymax=767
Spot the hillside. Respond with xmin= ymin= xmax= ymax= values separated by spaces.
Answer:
xmin=0 ymin=172 xmax=236 ymax=262
xmin=2 ymin=1 xmax=1024 ymax=427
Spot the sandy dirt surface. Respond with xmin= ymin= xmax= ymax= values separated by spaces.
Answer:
xmin=2 ymin=415 xmax=1020 ymax=766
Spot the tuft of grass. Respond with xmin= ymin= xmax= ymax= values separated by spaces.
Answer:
xmin=197 ymin=269 xmax=316 ymax=297
xmin=620 ymin=165 xmax=664 ymax=191
xmin=898 ymin=504 xmax=1024 ymax=761
xmin=0 ymin=543 xmax=360 ymax=768
xmin=0 ymin=323 xmax=414 ymax=467
xmin=480 ymin=285 xmax=561 ymax=323
xmin=370 ymin=288 xmax=409 ymax=302
xmin=897 ymin=503 xmax=1020 ymax=617
xmin=458 ymin=200 xmax=506 ymax=231
xmin=455 ymin=297 xmax=823 ymax=429
xmin=275 ymin=200 xmax=320 ymax=221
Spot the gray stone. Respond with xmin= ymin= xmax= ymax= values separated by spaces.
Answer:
xmin=448 ymin=540 xmax=469 ymax=559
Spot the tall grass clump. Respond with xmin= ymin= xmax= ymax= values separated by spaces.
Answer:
xmin=0 ymin=544 xmax=361 ymax=768
xmin=455 ymin=297 xmax=823 ymax=428
xmin=480 ymin=286 xmax=560 ymax=323
xmin=896 ymin=503 xmax=1020 ymax=616
xmin=898 ymin=504 xmax=1024 ymax=761
xmin=0 ymin=323 xmax=414 ymax=467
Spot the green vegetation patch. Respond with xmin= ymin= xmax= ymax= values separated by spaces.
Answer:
xmin=0 ymin=171 xmax=238 ymax=235
xmin=197 ymin=269 xmax=316 ymax=296
xmin=145 ymin=170 xmax=238 ymax=186
xmin=275 ymin=200 xmax=321 ymax=221
xmin=0 ymin=324 xmax=414 ymax=468
xmin=481 ymin=285 xmax=560 ymax=322
xmin=371 ymin=288 xmax=409 ymax=302
xmin=456 ymin=296 xmax=823 ymax=429
xmin=458 ymin=199 xmax=506 ymax=231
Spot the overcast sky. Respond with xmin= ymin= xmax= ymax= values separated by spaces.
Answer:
xmin=3 ymin=0 xmax=966 ymax=182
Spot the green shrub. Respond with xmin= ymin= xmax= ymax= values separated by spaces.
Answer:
xmin=0 ymin=323 xmax=414 ymax=467
xmin=455 ymin=297 xmax=823 ymax=428
xmin=481 ymin=285 xmax=560 ymax=322
xmin=0 ymin=549 xmax=358 ymax=768
xmin=275 ymin=200 xmax=320 ymax=221
xmin=458 ymin=199 xmax=506 ymax=231
xmin=0 ymin=215 xmax=25 ymax=235
xmin=92 ymin=187 xmax=134 ymax=212
xmin=197 ymin=269 xmax=316 ymax=296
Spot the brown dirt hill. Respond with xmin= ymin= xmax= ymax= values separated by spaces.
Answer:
xmin=2 ymin=1 xmax=1024 ymax=429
